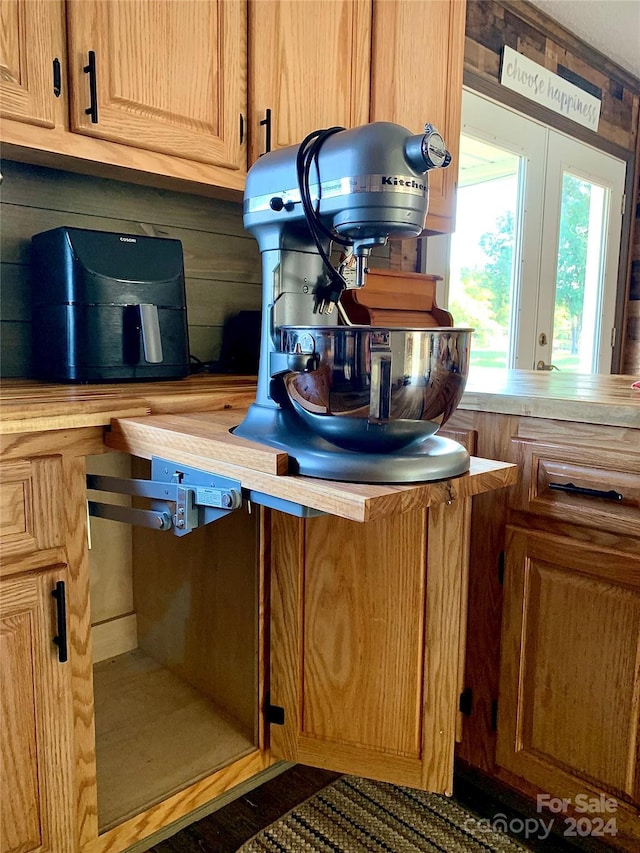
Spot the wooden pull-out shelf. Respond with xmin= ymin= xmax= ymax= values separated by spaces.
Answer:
xmin=106 ymin=410 xmax=518 ymax=522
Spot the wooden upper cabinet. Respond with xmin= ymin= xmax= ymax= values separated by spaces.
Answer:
xmin=0 ymin=567 xmax=75 ymax=853
xmin=66 ymin=0 xmax=246 ymax=170
xmin=370 ymin=0 xmax=465 ymax=233
xmin=248 ymin=0 xmax=371 ymax=164
xmin=497 ymin=527 xmax=640 ymax=807
xmin=0 ymin=0 xmax=66 ymax=128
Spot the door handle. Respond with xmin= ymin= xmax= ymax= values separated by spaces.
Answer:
xmin=51 ymin=581 xmax=68 ymax=663
xmin=259 ymin=108 xmax=272 ymax=156
xmin=83 ymin=50 xmax=98 ymax=123
xmin=139 ymin=304 xmax=163 ymax=364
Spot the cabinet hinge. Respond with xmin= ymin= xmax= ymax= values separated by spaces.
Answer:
xmin=459 ymin=687 xmax=473 ymax=716
xmin=265 ymin=692 xmax=285 ymax=725
xmin=491 ymin=699 xmax=499 ymax=731
xmin=497 ymin=551 xmax=505 ymax=585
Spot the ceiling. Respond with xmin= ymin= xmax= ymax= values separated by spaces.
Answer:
xmin=527 ymin=0 xmax=640 ymax=80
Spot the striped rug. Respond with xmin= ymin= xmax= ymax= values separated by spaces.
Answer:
xmin=239 ymin=775 xmax=529 ymax=852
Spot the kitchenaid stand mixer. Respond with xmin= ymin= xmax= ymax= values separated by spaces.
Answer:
xmin=234 ymin=121 xmax=472 ymax=483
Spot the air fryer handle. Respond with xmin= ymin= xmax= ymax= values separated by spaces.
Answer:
xmin=138 ymin=304 xmax=163 ymax=363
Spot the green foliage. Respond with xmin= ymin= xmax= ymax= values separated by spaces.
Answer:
xmin=554 ymin=174 xmax=591 ymax=353
xmin=455 ymin=210 xmax=515 ymax=357
xmin=456 ymin=175 xmax=592 ymax=357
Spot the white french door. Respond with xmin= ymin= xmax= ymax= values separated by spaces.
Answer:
xmin=535 ymin=133 xmax=624 ymax=372
xmin=429 ymin=90 xmax=626 ymax=373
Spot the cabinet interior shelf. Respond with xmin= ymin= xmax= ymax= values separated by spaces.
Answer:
xmin=93 ymin=649 xmax=256 ymax=832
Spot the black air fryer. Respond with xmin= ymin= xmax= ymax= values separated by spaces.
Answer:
xmin=31 ymin=227 xmax=190 ymax=382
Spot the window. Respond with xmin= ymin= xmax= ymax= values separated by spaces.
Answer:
xmin=428 ymin=90 xmax=626 ymax=373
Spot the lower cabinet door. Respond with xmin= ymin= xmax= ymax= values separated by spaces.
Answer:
xmin=1 ymin=567 xmax=75 ymax=853
xmin=269 ymin=503 xmax=470 ymax=793
xmin=497 ymin=526 xmax=640 ymax=807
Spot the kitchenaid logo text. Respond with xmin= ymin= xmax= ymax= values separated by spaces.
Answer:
xmin=381 ymin=176 xmax=428 ymax=191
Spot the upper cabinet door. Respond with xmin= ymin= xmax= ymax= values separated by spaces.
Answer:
xmin=0 ymin=0 xmax=65 ymax=128
xmin=66 ymin=0 xmax=246 ymax=170
xmin=248 ymin=0 xmax=371 ymax=164
xmin=370 ymin=0 xmax=465 ymax=234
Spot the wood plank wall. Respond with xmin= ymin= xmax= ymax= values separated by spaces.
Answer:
xmin=623 ymin=144 xmax=640 ymax=374
xmin=0 ymin=159 xmax=394 ymax=379
xmin=0 ymin=159 xmax=263 ymax=377
xmin=465 ymin=1 xmax=639 ymax=151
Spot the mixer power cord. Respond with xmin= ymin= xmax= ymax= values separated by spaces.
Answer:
xmin=295 ymin=126 xmax=352 ymax=310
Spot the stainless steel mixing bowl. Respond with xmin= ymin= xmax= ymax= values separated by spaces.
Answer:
xmin=278 ymin=325 xmax=472 ymax=453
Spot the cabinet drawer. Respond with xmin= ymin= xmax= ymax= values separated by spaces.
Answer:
xmin=511 ymin=439 xmax=640 ymax=537
xmin=0 ymin=458 xmax=64 ymax=566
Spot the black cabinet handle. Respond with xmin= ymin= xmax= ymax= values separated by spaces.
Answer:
xmin=51 ymin=580 xmax=68 ymax=663
xmin=239 ymin=112 xmax=245 ymax=145
xmin=83 ymin=50 xmax=99 ymax=123
xmin=52 ymin=58 xmax=61 ymax=97
xmin=259 ymin=108 xmax=272 ymax=156
xmin=549 ymin=482 xmax=623 ymax=502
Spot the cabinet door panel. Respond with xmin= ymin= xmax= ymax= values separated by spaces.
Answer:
xmin=67 ymin=0 xmax=246 ymax=169
xmin=497 ymin=527 xmax=640 ymax=804
xmin=0 ymin=0 xmax=63 ymax=128
xmin=0 ymin=457 xmax=64 ymax=569
xmin=249 ymin=0 xmax=371 ymax=163
xmin=301 ymin=512 xmax=426 ymax=756
xmin=0 ymin=568 xmax=75 ymax=853
xmin=270 ymin=502 xmax=469 ymax=792
xmin=370 ymin=0 xmax=465 ymax=233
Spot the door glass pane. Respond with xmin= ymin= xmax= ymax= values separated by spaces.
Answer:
xmin=550 ymin=172 xmax=608 ymax=372
xmin=448 ymin=136 xmax=523 ymax=368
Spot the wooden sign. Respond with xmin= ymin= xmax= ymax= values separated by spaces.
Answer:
xmin=501 ymin=46 xmax=601 ymax=131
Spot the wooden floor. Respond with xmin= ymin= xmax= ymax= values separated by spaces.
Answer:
xmin=146 ymin=765 xmax=341 ymax=853
xmin=146 ymin=764 xmax=614 ymax=853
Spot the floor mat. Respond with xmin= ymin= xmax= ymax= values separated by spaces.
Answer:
xmin=238 ymin=775 xmax=531 ymax=852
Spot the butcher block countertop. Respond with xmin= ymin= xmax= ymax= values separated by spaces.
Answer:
xmin=2 ymin=369 xmax=637 ymax=520
xmin=460 ymin=368 xmax=640 ymax=427
xmin=1 ymin=369 xmax=638 ymax=433
xmin=0 ymin=376 xmax=259 ymax=434
xmin=0 ymin=373 xmax=519 ymax=522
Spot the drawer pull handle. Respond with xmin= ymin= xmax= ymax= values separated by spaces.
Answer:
xmin=51 ymin=580 xmax=68 ymax=663
xmin=549 ymin=482 xmax=623 ymax=502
